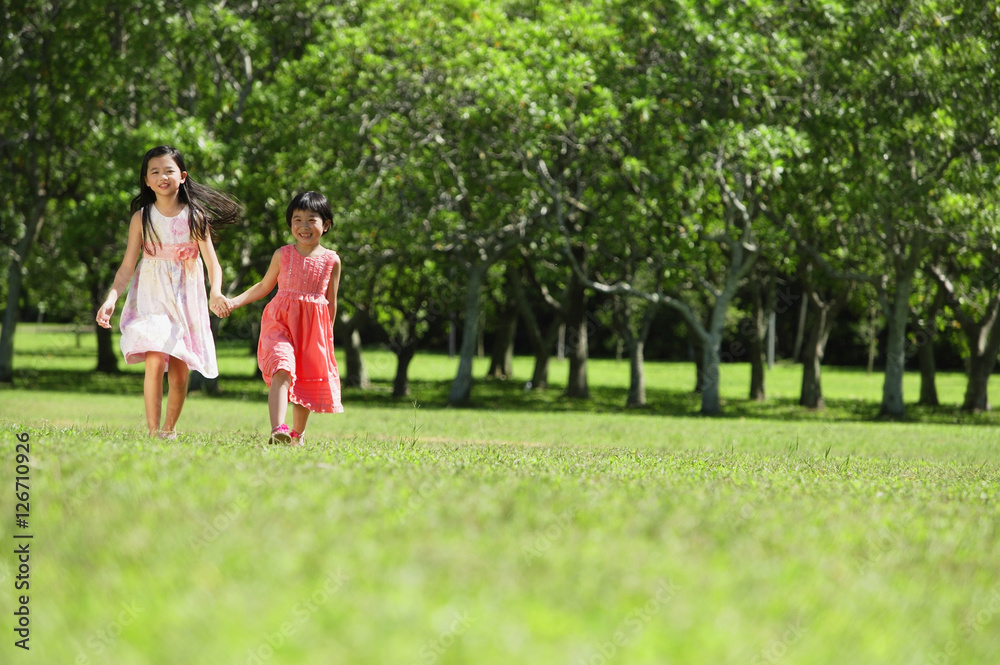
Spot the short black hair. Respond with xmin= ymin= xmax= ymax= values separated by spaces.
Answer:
xmin=285 ymin=191 xmax=332 ymax=234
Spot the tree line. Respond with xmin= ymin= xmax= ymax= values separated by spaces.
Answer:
xmin=2 ymin=0 xmax=999 ymax=418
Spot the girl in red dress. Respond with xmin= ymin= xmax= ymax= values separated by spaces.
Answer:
xmin=226 ymin=192 xmax=343 ymax=445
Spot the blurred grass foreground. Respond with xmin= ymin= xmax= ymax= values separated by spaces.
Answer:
xmin=0 ymin=326 xmax=998 ymax=664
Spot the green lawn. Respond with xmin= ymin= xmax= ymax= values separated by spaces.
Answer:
xmin=1 ymin=327 xmax=999 ymax=664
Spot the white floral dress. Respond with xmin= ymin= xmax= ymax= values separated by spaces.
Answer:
xmin=119 ymin=205 xmax=218 ymax=377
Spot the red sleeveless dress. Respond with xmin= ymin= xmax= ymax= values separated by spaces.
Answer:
xmin=258 ymin=245 xmax=343 ymax=413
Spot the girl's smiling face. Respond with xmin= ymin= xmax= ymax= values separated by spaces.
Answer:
xmin=290 ymin=208 xmax=330 ymax=248
xmin=144 ymin=155 xmax=186 ymax=199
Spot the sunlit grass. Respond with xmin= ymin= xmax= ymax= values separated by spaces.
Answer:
xmin=1 ymin=327 xmax=999 ymax=664
xmin=0 ymin=420 xmax=997 ymax=665
xmin=7 ymin=325 xmax=996 ymax=426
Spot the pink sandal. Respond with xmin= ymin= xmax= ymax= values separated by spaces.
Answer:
xmin=269 ymin=424 xmax=292 ymax=445
xmin=290 ymin=430 xmax=304 ymax=447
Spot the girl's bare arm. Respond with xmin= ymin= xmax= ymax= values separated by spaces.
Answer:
xmin=197 ymin=230 xmax=229 ymax=316
xmin=326 ymin=255 xmax=341 ymax=337
xmin=228 ymin=250 xmax=282 ymax=310
xmin=96 ymin=212 xmax=144 ymax=328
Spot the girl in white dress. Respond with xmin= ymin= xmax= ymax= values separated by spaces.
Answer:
xmin=96 ymin=146 xmax=242 ymax=438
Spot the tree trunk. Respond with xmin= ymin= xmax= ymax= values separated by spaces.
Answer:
xmin=90 ymin=282 xmax=120 ymax=373
xmin=799 ymin=308 xmax=831 ymax=409
xmin=691 ymin=334 xmax=705 ymax=394
xmin=510 ymin=260 xmax=558 ymax=391
xmin=748 ymin=281 xmax=771 ymax=402
xmin=619 ymin=300 xmax=657 ymax=408
xmin=530 ymin=357 xmax=549 ymax=389
xmin=914 ymin=283 xmax=945 ymax=407
xmin=486 ymin=312 xmax=516 ymax=379
xmin=928 ymin=263 xmax=1000 ymax=413
xmin=626 ymin=338 xmax=646 ymax=408
xmin=866 ymin=306 xmax=878 ymax=375
xmin=2 ymin=301 xmax=25 ymax=375
xmin=449 ymin=262 xmax=487 ymax=405
xmin=749 ymin=329 xmax=766 ymax=401
xmin=880 ymin=323 xmax=907 ymax=417
xmin=916 ymin=340 xmax=939 ymax=407
xmin=337 ymin=311 xmax=371 ymax=389
xmin=697 ymin=239 xmax=758 ymax=415
xmin=879 ymin=231 xmax=925 ymax=419
xmin=880 ymin=290 xmax=914 ymax=419
xmin=792 ymin=291 xmax=808 ymax=362
xmin=392 ymin=341 xmax=416 ymax=398
xmin=529 ymin=319 xmax=562 ymax=390
xmin=960 ymin=319 xmax=1000 ymax=412
xmin=798 ymin=287 xmax=849 ymax=409
xmin=565 ymin=320 xmax=589 ymax=397
xmin=530 ymin=323 xmax=557 ymax=390
xmin=800 ymin=339 xmax=824 ymax=409
xmin=700 ymin=332 xmax=722 ymax=415
xmin=0 ymin=202 xmax=46 ymax=383
xmin=344 ymin=328 xmax=369 ymax=389
xmin=564 ymin=251 xmax=589 ymax=399
xmin=95 ymin=322 xmax=119 ymax=373
xmin=962 ymin=356 xmax=996 ymax=412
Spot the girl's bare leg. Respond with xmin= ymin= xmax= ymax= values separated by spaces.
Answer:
xmin=162 ymin=357 xmax=190 ymax=433
xmin=291 ymin=403 xmax=310 ymax=437
xmin=143 ymin=353 xmax=166 ymax=436
xmin=269 ymin=371 xmax=291 ymax=429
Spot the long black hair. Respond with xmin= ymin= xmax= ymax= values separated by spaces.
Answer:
xmin=129 ymin=145 xmax=243 ymax=251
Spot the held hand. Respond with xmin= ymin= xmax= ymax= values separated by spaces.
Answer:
xmin=96 ymin=300 xmax=115 ymax=329
xmin=210 ymin=294 xmax=232 ymax=318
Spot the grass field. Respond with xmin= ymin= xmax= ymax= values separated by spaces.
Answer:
xmin=1 ymin=328 xmax=999 ymax=664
